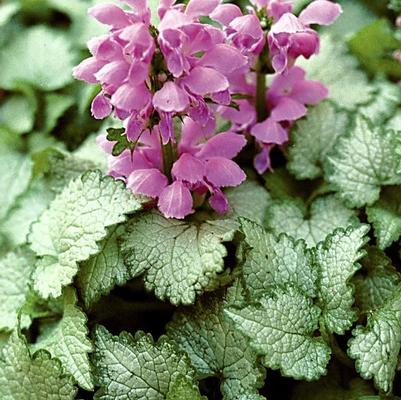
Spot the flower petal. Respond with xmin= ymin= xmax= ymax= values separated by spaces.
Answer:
xmin=205 ymin=157 xmax=246 ymax=187
xmin=251 ymin=118 xmax=288 ymax=144
xmin=153 ymin=81 xmax=189 ymax=113
xmin=88 ymin=4 xmax=131 ymax=29
xmin=209 ymin=188 xmax=229 ymax=214
xmin=200 ymin=44 xmax=247 ymax=74
xmin=299 ymin=0 xmax=342 ymax=26
xmin=210 ymin=3 xmax=242 ymax=26
xmin=185 ymin=0 xmax=220 ymax=18
xmin=127 ymin=168 xmax=168 ymax=198
xmin=72 ymin=57 xmax=106 ymax=84
xmin=182 ymin=66 xmax=229 ymax=96
xmin=91 ymin=93 xmax=112 ymax=119
xmin=111 ymin=83 xmax=151 ymax=112
xmin=291 ymin=79 xmax=328 ymax=105
xmin=197 ymin=132 xmax=247 ymax=159
xmin=158 ymin=181 xmax=194 ymax=219
xmin=172 ymin=153 xmax=206 ymax=183
xmin=271 ymin=97 xmax=307 ymax=122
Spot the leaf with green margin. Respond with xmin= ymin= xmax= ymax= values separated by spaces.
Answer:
xmin=93 ymin=325 xmax=196 ymax=400
xmin=349 ymin=19 xmax=401 ymax=79
xmin=359 ymin=80 xmax=401 ymax=125
xmin=225 ymin=286 xmax=331 ymax=381
xmin=166 ymin=375 xmax=206 ymax=400
xmin=77 ymin=226 xmax=129 ymax=309
xmin=366 ymin=186 xmax=401 ymax=249
xmin=240 ymin=218 xmax=317 ymax=299
xmin=225 ymin=180 xmax=271 ymax=224
xmin=314 ymin=225 xmax=369 ymax=335
xmin=32 ymin=288 xmax=93 ymax=390
xmin=167 ymin=290 xmax=265 ymax=399
xmin=353 ymin=247 xmax=401 ymax=314
xmin=348 ymin=286 xmax=401 ymax=393
xmin=0 ymin=150 xmax=33 ymax=221
xmin=120 ymin=211 xmax=236 ymax=305
xmin=0 ymin=249 xmax=35 ymax=331
xmin=43 ymin=94 xmax=74 ymax=134
xmin=297 ymin=33 xmax=374 ymax=110
xmin=0 ymin=26 xmax=75 ymax=91
xmin=288 ymin=101 xmax=350 ymax=180
xmin=29 ymin=171 xmax=143 ymax=298
xmin=0 ymin=330 xmax=77 ymax=399
xmin=265 ymin=195 xmax=359 ymax=248
xmin=326 ymin=115 xmax=401 ymax=207
xmin=389 ymin=0 xmax=401 ymax=12
xmin=0 ymin=95 xmax=35 ymax=134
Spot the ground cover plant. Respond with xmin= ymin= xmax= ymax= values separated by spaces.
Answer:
xmin=0 ymin=0 xmax=401 ymax=398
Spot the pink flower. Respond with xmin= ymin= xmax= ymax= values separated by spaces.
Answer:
xmin=268 ymin=0 xmax=342 ymax=73
xmin=218 ymin=66 xmax=328 ymax=174
xmin=100 ymin=118 xmax=247 ymax=219
xmin=250 ymin=0 xmax=294 ymax=21
xmin=73 ymin=0 xmax=251 ymax=145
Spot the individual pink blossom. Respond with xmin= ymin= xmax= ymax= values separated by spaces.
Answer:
xmin=250 ymin=0 xmax=294 ymax=21
xmin=268 ymin=0 xmax=342 ymax=73
xmin=98 ymin=118 xmax=247 ymax=219
xmin=73 ymin=0 xmax=250 ymax=145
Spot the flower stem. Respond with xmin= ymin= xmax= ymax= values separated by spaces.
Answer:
xmin=161 ymin=138 xmax=174 ymax=182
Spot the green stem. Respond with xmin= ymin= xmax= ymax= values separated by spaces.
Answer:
xmin=256 ymin=68 xmax=267 ymax=122
xmin=320 ymin=321 xmax=354 ymax=369
xmin=161 ymin=137 xmax=174 ymax=182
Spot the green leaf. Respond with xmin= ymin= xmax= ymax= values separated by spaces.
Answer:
xmin=240 ymin=218 xmax=317 ymax=298
xmin=225 ymin=180 xmax=271 ymax=224
xmin=0 ymin=150 xmax=33 ymax=221
xmin=0 ymin=330 xmax=77 ymax=399
xmin=353 ymin=247 xmax=401 ymax=314
xmin=167 ymin=291 xmax=265 ymax=399
xmin=106 ymin=127 xmax=133 ymax=157
xmin=348 ymin=286 xmax=401 ymax=393
xmin=366 ymin=186 xmax=401 ymax=249
xmin=263 ymin=167 xmax=317 ymax=201
xmin=326 ymin=115 xmax=401 ymax=207
xmin=314 ymin=225 xmax=369 ymax=334
xmin=1 ymin=179 xmax=54 ymax=248
xmin=77 ymin=227 xmax=129 ymax=309
xmin=166 ymin=375 xmax=206 ymax=400
xmin=349 ymin=19 xmax=401 ymax=79
xmin=0 ymin=95 xmax=35 ymax=134
xmin=149 ymin=0 xmax=160 ymax=27
xmin=43 ymin=94 xmax=74 ymax=134
xmin=120 ymin=211 xmax=236 ymax=305
xmin=225 ymin=286 xmax=331 ymax=380
xmin=297 ymin=33 xmax=374 ymax=110
xmin=288 ymin=101 xmax=350 ymax=180
xmin=0 ymin=249 xmax=35 ymax=330
xmin=29 ymin=171 xmax=143 ymax=298
xmin=93 ymin=325 xmax=196 ymax=400
xmin=32 ymin=288 xmax=93 ymax=390
xmin=359 ymin=80 xmax=401 ymax=125
xmin=73 ymin=134 xmax=108 ymax=172
xmin=0 ymin=26 xmax=75 ymax=91
xmin=265 ymin=195 xmax=359 ymax=248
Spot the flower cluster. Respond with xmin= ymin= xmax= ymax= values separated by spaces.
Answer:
xmin=73 ymin=0 xmax=249 ymax=143
xmin=98 ymin=117 xmax=246 ymax=218
xmin=74 ymin=0 xmax=342 ymax=218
